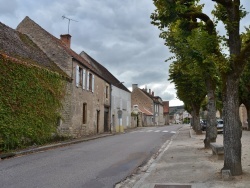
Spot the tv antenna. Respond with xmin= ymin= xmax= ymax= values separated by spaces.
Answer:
xmin=62 ymin=15 xmax=78 ymax=34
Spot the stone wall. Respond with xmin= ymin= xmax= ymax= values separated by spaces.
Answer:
xmin=17 ymin=16 xmax=111 ymax=138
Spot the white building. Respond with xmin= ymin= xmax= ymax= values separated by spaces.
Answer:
xmin=111 ymin=85 xmax=131 ymax=132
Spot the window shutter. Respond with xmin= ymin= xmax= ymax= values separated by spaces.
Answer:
xmin=76 ymin=65 xmax=79 ymax=87
xmin=82 ymin=69 xmax=86 ymax=89
xmin=87 ymin=72 xmax=90 ymax=91
xmin=92 ymin=75 xmax=95 ymax=93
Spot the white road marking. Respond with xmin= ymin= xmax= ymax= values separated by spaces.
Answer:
xmin=154 ymin=130 xmax=161 ymax=132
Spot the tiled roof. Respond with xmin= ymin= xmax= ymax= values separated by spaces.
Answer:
xmin=140 ymin=89 xmax=162 ymax=104
xmin=80 ymin=51 xmax=130 ymax=93
xmin=16 ymin=16 xmax=106 ymax=81
xmin=138 ymin=107 xmax=153 ymax=116
xmin=0 ymin=21 xmax=67 ymax=76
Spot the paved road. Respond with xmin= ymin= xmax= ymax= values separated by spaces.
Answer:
xmin=0 ymin=124 xmax=183 ymax=188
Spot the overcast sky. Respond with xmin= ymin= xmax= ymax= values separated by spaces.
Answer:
xmin=1 ymin=0 xmax=250 ymax=106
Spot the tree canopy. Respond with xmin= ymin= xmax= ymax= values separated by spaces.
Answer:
xmin=151 ymin=0 xmax=250 ymax=176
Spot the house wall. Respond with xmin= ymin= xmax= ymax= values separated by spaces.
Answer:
xmin=142 ymin=114 xmax=153 ymax=127
xmin=131 ymin=88 xmax=154 ymax=126
xmin=164 ymin=113 xmax=170 ymax=125
xmin=158 ymin=105 xmax=164 ymax=125
xmin=69 ymin=60 xmax=110 ymax=136
xmin=239 ymin=104 xmax=248 ymax=129
xmin=17 ymin=17 xmax=111 ymax=138
xmin=131 ymin=88 xmax=153 ymax=114
xmin=111 ymin=85 xmax=131 ymax=132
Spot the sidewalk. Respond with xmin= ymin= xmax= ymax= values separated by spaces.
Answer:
xmin=117 ymin=125 xmax=250 ymax=188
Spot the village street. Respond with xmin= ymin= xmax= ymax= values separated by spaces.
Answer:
xmin=0 ymin=124 xmax=183 ymax=188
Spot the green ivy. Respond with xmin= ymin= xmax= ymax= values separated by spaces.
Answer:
xmin=0 ymin=55 xmax=66 ymax=152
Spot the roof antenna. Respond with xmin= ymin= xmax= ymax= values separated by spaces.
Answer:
xmin=62 ymin=15 xmax=78 ymax=34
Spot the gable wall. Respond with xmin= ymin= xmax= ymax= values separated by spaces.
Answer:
xmin=17 ymin=18 xmax=72 ymax=77
xmin=131 ymin=88 xmax=153 ymax=112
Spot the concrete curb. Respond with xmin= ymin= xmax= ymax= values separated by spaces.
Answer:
xmin=0 ymin=133 xmax=113 ymax=160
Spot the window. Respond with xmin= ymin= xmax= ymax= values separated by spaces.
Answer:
xmin=76 ymin=65 xmax=80 ymax=87
xmin=106 ymin=85 xmax=109 ymax=98
xmin=89 ymin=73 xmax=92 ymax=91
xmin=76 ymin=65 xmax=87 ymax=89
xmin=87 ymin=72 xmax=95 ymax=92
xmin=79 ymin=67 xmax=83 ymax=86
xmin=82 ymin=69 xmax=86 ymax=89
xmin=83 ymin=103 xmax=87 ymax=124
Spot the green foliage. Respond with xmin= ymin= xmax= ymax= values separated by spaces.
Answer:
xmin=169 ymin=59 xmax=207 ymax=109
xmin=0 ymin=55 xmax=66 ymax=152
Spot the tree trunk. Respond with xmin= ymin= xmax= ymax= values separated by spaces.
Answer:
xmin=223 ymin=76 xmax=242 ymax=176
xmin=204 ymin=78 xmax=217 ymax=148
xmin=192 ymin=105 xmax=202 ymax=134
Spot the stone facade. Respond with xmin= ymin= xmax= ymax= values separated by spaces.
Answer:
xmin=131 ymin=84 xmax=164 ymax=126
xmin=17 ymin=17 xmax=111 ymax=138
xmin=79 ymin=51 xmax=132 ymax=133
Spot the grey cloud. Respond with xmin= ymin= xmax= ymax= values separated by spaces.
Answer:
xmin=0 ymin=0 xmax=18 ymax=15
xmin=2 ymin=0 xmax=248 ymax=106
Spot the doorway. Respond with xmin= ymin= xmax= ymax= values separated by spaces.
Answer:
xmin=104 ymin=107 xmax=109 ymax=132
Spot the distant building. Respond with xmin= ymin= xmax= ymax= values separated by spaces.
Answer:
xmin=162 ymin=101 xmax=170 ymax=125
xmin=131 ymin=84 xmax=164 ymax=126
xmin=169 ymin=105 xmax=185 ymax=124
xmin=239 ymin=104 xmax=248 ymax=130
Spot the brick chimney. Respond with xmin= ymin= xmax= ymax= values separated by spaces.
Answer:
xmin=152 ymin=91 xmax=154 ymax=96
xmin=149 ymin=89 xmax=151 ymax=95
xmin=60 ymin=34 xmax=71 ymax=48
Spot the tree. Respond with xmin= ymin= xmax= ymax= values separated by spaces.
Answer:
xmin=151 ymin=0 xmax=250 ymax=175
xmin=154 ymin=9 xmax=219 ymax=147
xmin=169 ymin=60 xmax=207 ymax=133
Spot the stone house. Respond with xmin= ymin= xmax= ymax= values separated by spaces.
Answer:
xmin=0 ymin=21 xmax=72 ymax=149
xmin=0 ymin=21 xmax=65 ymax=75
xmin=79 ymin=51 xmax=132 ymax=133
xmin=131 ymin=84 xmax=164 ymax=126
xmin=16 ymin=16 xmax=113 ymax=137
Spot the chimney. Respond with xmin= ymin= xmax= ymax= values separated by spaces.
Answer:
xmin=132 ymin=84 xmax=138 ymax=91
xmin=60 ymin=34 xmax=71 ymax=48
xmin=152 ymin=91 xmax=154 ymax=96
xmin=149 ymin=89 xmax=151 ymax=95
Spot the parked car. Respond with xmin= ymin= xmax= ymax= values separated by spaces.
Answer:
xmin=217 ymin=119 xmax=224 ymax=133
xmin=200 ymin=119 xmax=207 ymax=131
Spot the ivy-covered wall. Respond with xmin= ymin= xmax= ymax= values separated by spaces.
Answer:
xmin=0 ymin=54 xmax=66 ymax=152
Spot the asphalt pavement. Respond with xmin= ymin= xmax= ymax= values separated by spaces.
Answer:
xmin=0 ymin=125 xmax=182 ymax=188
